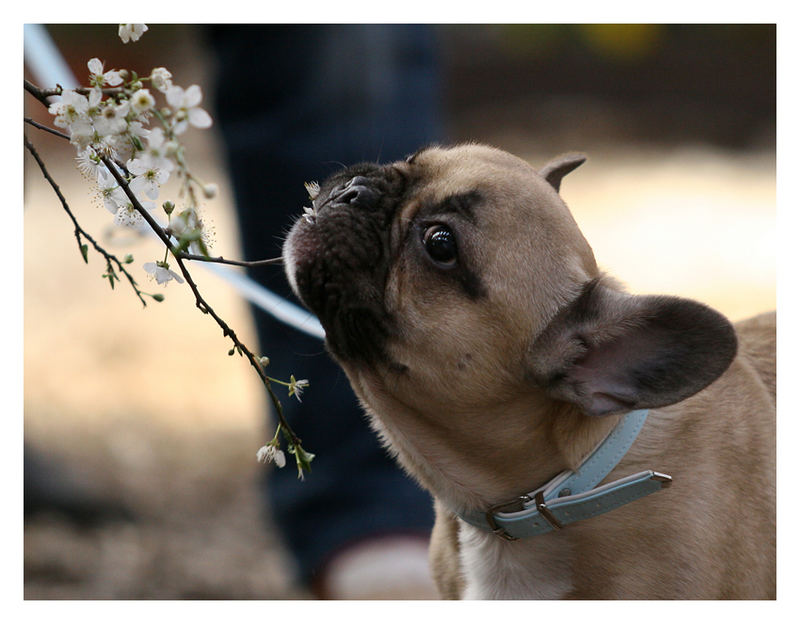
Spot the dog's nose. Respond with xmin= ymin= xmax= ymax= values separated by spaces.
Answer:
xmin=330 ymin=176 xmax=378 ymax=208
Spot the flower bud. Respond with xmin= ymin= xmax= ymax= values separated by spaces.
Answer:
xmin=164 ymin=141 xmax=180 ymax=157
xmin=202 ymin=183 xmax=218 ymax=199
xmin=259 ymin=356 xmax=270 ymax=368
xmin=150 ymin=67 xmax=173 ymax=93
xmin=162 ymin=200 xmax=175 ymax=215
xmin=151 ymin=293 xmax=165 ymax=302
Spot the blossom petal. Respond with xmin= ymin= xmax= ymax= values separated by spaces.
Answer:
xmin=147 ymin=127 xmax=165 ymax=149
xmin=165 ymin=268 xmax=184 ymax=284
xmin=114 ymin=206 xmax=145 ymax=228
xmin=166 ymin=85 xmax=184 ymax=108
xmin=154 ymin=269 xmax=171 ymax=284
xmin=256 ymin=446 xmax=270 ymax=463
xmin=104 ymin=71 xmax=123 ymax=86
xmin=188 ymin=107 xmax=212 ymax=129
xmin=126 ymin=158 xmax=147 ymax=175
xmin=88 ymin=58 xmax=103 ymax=75
xmin=145 ymin=187 xmax=160 ymax=201
xmin=155 ymin=168 xmax=171 ymax=185
xmin=183 ymin=85 xmax=203 ymax=108
xmin=88 ymin=88 xmax=103 ymax=107
xmin=128 ymin=176 xmax=147 ymax=197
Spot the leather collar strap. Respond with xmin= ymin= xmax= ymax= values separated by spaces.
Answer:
xmin=457 ymin=409 xmax=672 ymax=541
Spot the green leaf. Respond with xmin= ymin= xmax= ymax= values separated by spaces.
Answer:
xmin=80 ymin=244 xmax=89 ymax=263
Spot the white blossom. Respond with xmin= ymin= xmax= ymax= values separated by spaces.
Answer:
xmin=84 ymin=88 xmax=104 ymax=120
xmin=48 ymin=90 xmax=89 ymax=129
xmin=75 ymin=148 xmax=101 ymax=177
xmin=68 ymin=119 xmax=98 ymax=151
xmin=287 ymin=375 xmax=309 ymax=402
xmin=149 ymin=67 xmax=173 ymax=93
xmin=142 ymin=127 xmax=173 ymax=165
xmin=94 ymin=99 xmax=130 ymax=136
xmin=88 ymin=58 xmax=123 ymax=88
xmin=118 ymin=24 xmax=148 ymax=44
xmin=166 ymin=85 xmax=212 ymax=134
xmin=256 ymin=444 xmax=286 ymax=468
xmin=96 ymin=167 xmax=129 ymax=214
xmin=130 ymin=88 xmax=155 ymax=115
xmin=167 ymin=209 xmax=207 ymax=255
xmin=143 ymin=261 xmax=184 ymax=285
xmin=92 ymin=132 xmax=125 ymax=159
xmin=168 ymin=212 xmax=190 ymax=237
xmin=127 ymin=155 xmax=173 ymax=200
xmin=127 ymin=121 xmax=151 ymax=143
xmin=113 ymin=200 xmax=154 ymax=229
xmin=142 ymin=125 xmax=178 ymax=158
xmin=121 ymin=121 xmax=151 ymax=159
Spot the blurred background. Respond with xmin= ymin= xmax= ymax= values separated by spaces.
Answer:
xmin=23 ymin=24 xmax=775 ymax=599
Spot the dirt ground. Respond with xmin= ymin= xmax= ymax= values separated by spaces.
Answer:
xmin=22 ymin=26 xmax=775 ymax=600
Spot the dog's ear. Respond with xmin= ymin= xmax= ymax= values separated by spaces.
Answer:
xmin=538 ymin=153 xmax=587 ymax=192
xmin=527 ymin=279 xmax=738 ymax=417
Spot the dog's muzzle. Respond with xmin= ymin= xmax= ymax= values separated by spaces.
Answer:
xmin=283 ymin=166 xmax=406 ymax=364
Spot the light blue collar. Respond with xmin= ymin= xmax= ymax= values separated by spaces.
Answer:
xmin=458 ymin=409 xmax=671 ymax=541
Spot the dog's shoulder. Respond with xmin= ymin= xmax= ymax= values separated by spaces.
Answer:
xmin=734 ymin=311 xmax=776 ymax=402
xmin=429 ymin=499 xmax=465 ymax=599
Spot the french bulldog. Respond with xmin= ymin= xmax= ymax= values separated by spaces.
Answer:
xmin=282 ymin=143 xmax=775 ymax=599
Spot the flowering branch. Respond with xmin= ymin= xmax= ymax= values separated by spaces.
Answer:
xmin=24 ymin=133 xmax=154 ymax=305
xmin=23 ymin=26 xmax=315 ymax=478
xmin=96 ymin=150 xmax=311 ymax=473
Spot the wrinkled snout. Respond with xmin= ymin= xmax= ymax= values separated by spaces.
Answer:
xmin=283 ymin=164 xmax=408 ymax=363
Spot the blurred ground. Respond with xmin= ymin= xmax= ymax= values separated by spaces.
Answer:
xmin=23 ymin=25 xmax=775 ymax=599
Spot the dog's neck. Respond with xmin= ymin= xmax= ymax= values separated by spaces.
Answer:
xmin=348 ymin=367 xmax=622 ymax=515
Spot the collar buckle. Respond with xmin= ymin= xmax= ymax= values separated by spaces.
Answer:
xmin=485 ymin=495 xmax=532 ymax=541
xmin=534 ymin=490 xmax=564 ymax=530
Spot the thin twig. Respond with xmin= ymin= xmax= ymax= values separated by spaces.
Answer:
xmin=24 ymin=134 xmax=149 ymax=307
xmin=24 ymin=79 xmax=125 ymax=103
xmin=24 ymin=117 xmax=70 ymax=140
xmin=176 ymin=252 xmax=283 ymax=267
xmin=24 ymin=79 xmax=61 ymax=105
xmin=99 ymin=153 xmax=304 ymax=454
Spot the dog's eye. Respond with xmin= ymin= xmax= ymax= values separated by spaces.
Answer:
xmin=423 ymin=225 xmax=458 ymax=266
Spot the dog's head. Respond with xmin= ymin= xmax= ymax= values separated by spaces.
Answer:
xmin=284 ymin=144 xmax=736 ymax=420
